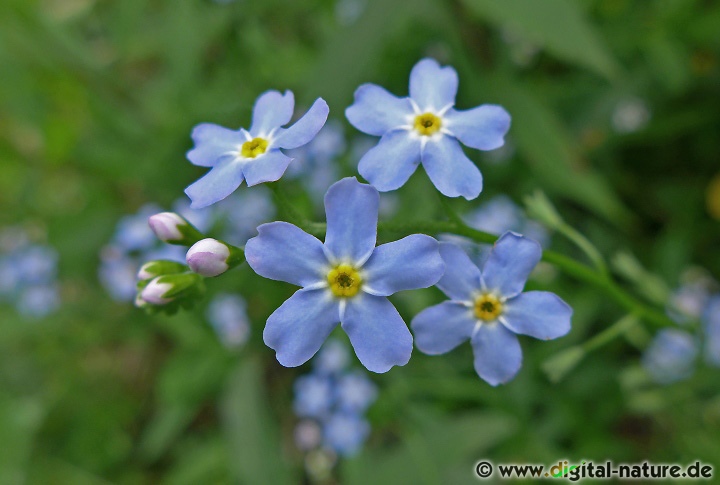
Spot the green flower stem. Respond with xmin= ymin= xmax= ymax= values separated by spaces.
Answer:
xmin=267 ymin=182 xmax=308 ymax=227
xmin=581 ymin=314 xmax=639 ymax=353
xmin=556 ymin=221 xmax=609 ymax=277
xmin=299 ymin=218 xmax=674 ymax=329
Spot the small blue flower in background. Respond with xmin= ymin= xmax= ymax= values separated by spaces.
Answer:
xmin=286 ymin=120 xmax=345 ymax=202
xmin=0 ymin=227 xmax=60 ymax=318
xmin=293 ymin=339 xmax=377 ymax=457
xmin=345 ymin=58 xmax=511 ymax=200
xmin=206 ymin=293 xmax=251 ymax=348
xmin=642 ymin=329 xmax=698 ymax=384
xmin=703 ymin=296 xmax=720 ymax=367
xmin=185 ymin=90 xmax=329 ymax=208
xmin=666 ymin=273 xmax=715 ymax=325
xmin=113 ymin=204 xmax=163 ymax=252
xmin=245 ymin=177 xmax=445 ymax=373
xmin=322 ymin=412 xmax=370 ymax=457
xmin=441 ymin=195 xmax=549 ymax=268
xmin=412 ymin=233 xmax=572 ymax=385
xmin=214 ymin=187 xmax=276 ymax=245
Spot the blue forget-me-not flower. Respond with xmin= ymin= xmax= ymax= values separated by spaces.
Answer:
xmin=345 ymin=58 xmax=510 ymax=200
xmin=411 ymin=233 xmax=572 ymax=385
xmin=185 ymin=90 xmax=329 ymax=208
xmin=642 ymin=329 xmax=699 ymax=384
xmin=703 ymin=296 xmax=720 ymax=367
xmin=293 ymin=339 xmax=377 ymax=457
xmin=245 ymin=177 xmax=445 ymax=373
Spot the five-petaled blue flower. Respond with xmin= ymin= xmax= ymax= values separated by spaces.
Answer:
xmin=245 ymin=177 xmax=445 ymax=373
xmin=411 ymin=233 xmax=572 ymax=385
xmin=185 ymin=90 xmax=329 ymax=208
xmin=345 ymin=58 xmax=511 ymax=200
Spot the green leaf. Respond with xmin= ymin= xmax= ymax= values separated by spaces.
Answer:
xmin=460 ymin=0 xmax=620 ymax=79
xmin=219 ymin=358 xmax=296 ymax=485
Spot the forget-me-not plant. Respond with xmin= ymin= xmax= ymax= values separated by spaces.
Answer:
xmin=185 ymin=90 xmax=329 ymax=208
xmin=412 ymin=233 xmax=572 ymax=385
xmin=345 ymin=58 xmax=510 ymax=200
xmin=245 ymin=177 xmax=445 ymax=372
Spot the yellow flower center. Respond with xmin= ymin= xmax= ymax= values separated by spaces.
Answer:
xmin=241 ymin=137 xmax=268 ymax=158
xmin=414 ymin=113 xmax=442 ymax=136
xmin=327 ymin=263 xmax=362 ymax=298
xmin=474 ymin=293 xmax=503 ymax=322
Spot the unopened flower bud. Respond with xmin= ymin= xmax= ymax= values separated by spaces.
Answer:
xmin=140 ymin=277 xmax=174 ymax=305
xmin=138 ymin=273 xmax=202 ymax=306
xmin=148 ymin=212 xmax=204 ymax=245
xmin=186 ymin=238 xmax=243 ymax=277
xmin=137 ymin=260 xmax=187 ymax=280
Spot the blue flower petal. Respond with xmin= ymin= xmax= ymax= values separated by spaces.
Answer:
xmin=409 ymin=58 xmax=458 ymax=111
xmin=358 ymin=130 xmax=421 ymax=192
xmin=436 ymin=242 xmax=483 ymax=301
xmin=345 ymin=84 xmax=414 ymax=136
xmin=422 ymin=135 xmax=483 ymax=200
xmin=273 ymin=98 xmax=329 ymax=150
xmin=703 ymin=296 xmax=720 ymax=367
xmin=481 ymin=232 xmax=542 ymax=298
xmin=245 ymin=222 xmax=328 ymax=287
xmin=187 ymin=123 xmax=246 ymax=167
xmin=411 ymin=301 xmax=475 ymax=354
xmin=324 ymin=177 xmax=379 ymax=264
xmin=642 ymin=329 xmax=698 ymax=384
xmin=445 ymin=105 xmax=511 ymax=151
xmin=264 ymin=288 xmax=340 ymax=367
xmin=243 ymin=150 xmax=294 ymax=186
xmin=185 ymin=159 xmax=244 ymax=208
xmin=250 ymin=90 xmax=295 ymax=137
xmin=471 ymin=323 xmax=522 ymax=386
xmin=502 ymin=291 xmax=572 ymax=340
xmin=342 ymin=293 xmax=413 ymax=373
xmin=362 ymin=234 xmax=443 ymax=296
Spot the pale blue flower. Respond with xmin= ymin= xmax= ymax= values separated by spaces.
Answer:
xmin=185 ymin=90 xmax=329 ymax=208
xmin=336 ymin=370 xmax=377 ymax=413
xmin=313 ymin=338 xmax=351 ymax=375
xmin=113 ymin=204 xmax=162 ymax=252
xmin=245 ymin=177 xmax=445 ymax=373
xmin=322 ymin=412 xmax=370 ymax=457
xmin=703 ymin=296 xmax=720 ymax=367
xmin=294 ymin=374 xmax=335 ymax=419
xmin=412 ymin=233 xmax=572 ymax=385
xmin=642 ymin=329 xmax=698 ymax=384
xmin=206 ymin=293 xmax=251 ymax=348
xmin=214 ymin=187 xmax=276 ymax=245
xmin=346 ymin=58 xmax=510 ymax=199
xmin=18 ymin=285 xmax=60 ymax=318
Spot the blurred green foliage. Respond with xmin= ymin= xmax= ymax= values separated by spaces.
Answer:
xmin=1 ymin=0 xmax=719 ymax=483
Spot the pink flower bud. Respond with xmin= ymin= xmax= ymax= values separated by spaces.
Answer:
xmin=148 ymin=212 xmax=186 ymax=242
xmin=140 ymin=277 xmax=174 ymax=305
xmin=186 ymin=238 xmax=230 ymax=277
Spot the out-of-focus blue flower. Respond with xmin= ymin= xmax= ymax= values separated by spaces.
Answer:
xmin=293 ymin=339 xmax=377 ymax=457
xmin=15 ymin=245 xmax=58 ymax=285
xmin=465 ymin=195 xmax=549 ymax=247
xmin=206 ymin=293 xmax=251 ymax=348
xmin=113 ymin=204 xmax=162 ymax=252
xmin=412 ymin=233 xmax=572 ymax=385
xmin=703 ymin=296 xmax=720 ymax=367
xmin=0 ymin=228 xmax=61 ymax=318
xmin=99 ymin=249 xmax=139 ymax=301
xmin=214 ymin=187 xmax=276 ymax=245
xmin=18 ymin=285 xmax=60 ymax=318
xmin=667 ymin=279 xmax=713 ymax=324
xmin=313 ymin=338 xmax=350 ymax=375
xmin=172 ymin=199 xmax=215 ymax=234
xmin=245 ymin=177 xmax=444 ymax=373
xmin=642 ymin=329 xmax=698 ymax=384
xmin=286 ymin=120 xmax=345 ymax=201
xmin=322 ymin=412 xmax=370 ymax=457
xmin=336 ymin=370 xmax=377 ymax=413
xmin=294 ymin=374 xmax=335 ymax=419
xmin=185 ymin=91 xmax=329 ymax=208
xmin=345 ymin=58 xmax=510 ymax=200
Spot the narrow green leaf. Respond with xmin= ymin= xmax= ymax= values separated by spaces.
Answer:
xmin=460 ymin=0 xmax=620 ymax=79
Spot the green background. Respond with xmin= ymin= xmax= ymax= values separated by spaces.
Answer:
xmin=1 ymin=0 xmax=719 ymax=482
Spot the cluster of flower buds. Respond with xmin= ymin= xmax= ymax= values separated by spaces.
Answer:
xmin=136 ymin=213 xmax=245 ymax=313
